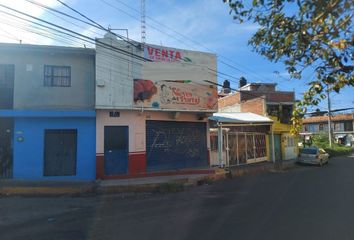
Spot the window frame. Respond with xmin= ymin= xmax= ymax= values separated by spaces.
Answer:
xmin=44 ymin=65 xmax=71 ymax=87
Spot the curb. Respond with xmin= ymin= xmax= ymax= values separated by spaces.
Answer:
xmin=1 ymin=162 xmax=305 ymax=196
xmin=0 ymin=186 xmax=96 ymax=196
xmin=229 ymin=160 xmax=298 ymax=177
xmin=0 ymin=170 xmax=230 ymax=196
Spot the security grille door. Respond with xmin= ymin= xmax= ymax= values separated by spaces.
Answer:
xmin=237 ymin=134 xmax=246 ymax=164
xmin=255 ymin=134 xmax=266 ymax=158
xmin=104 ymin=126 xmax=129 ymax=175
xmin=246 ymin=134 xmax=255 ymax=160
xmin=0 ymin=64 xmax=14 ymax=109
xmin=44 ymin=129 xmax=77 ymax=176
xmin=146 ymin=121 xmax=208 ymax=172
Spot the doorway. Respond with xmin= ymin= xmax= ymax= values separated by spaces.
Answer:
xmin=269 ymin=134 xmax=282 ymax=162
xmin=104 ymin=126 xmax=129 ymax=175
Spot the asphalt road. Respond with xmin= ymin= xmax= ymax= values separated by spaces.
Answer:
xmin=1 ymin=154 xmax=354 ymax=240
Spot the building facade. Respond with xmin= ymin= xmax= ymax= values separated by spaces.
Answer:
xmin=218 ymin=82 xmax=297 ymax=162
xmin=302 ymin=113 xmax=354 ymax=146
xmin=95 ymin=34 xmax=218 ymax=179
xmin=209 ymin=112 xmax=273 ymax=167
xmin=0 ymin=43 xmax=96 ymax=180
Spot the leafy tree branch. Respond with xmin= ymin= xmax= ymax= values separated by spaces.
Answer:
xmin=223 ymin=0 xmax=353 ymax=134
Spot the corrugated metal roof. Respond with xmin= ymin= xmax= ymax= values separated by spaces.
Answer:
xmin=209 ymin=112 xmax=273 ymax=124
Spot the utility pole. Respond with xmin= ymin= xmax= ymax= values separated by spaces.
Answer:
xmin=326 ymin=84 xmax=332 ymax=147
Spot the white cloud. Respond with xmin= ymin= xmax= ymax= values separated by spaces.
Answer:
xmin=0 ymin=0 xmax=60 ymax=44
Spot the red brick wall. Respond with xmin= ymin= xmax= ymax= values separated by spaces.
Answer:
xmin=218 ymin=92 xmax=240 ymax=109
xmin=267 ymin=92 xmax=294 ymax=102
xmin=241 ymin=97 xmax=265 ymax=115
xmin=241 ymin=91 xmax=294 ymax=102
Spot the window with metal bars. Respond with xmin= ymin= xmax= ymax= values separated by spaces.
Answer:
xmin=44 ymin=65 xmax=71 ymax=87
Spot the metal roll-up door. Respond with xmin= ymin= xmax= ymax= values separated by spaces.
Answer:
xmin=146 ymin=121 xmax=208 ymax=172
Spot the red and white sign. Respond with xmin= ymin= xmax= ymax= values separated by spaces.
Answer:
xmin=144 ymin=46 xmax=183 ymax=62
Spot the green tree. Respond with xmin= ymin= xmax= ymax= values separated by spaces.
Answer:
xmin=224 ymin=0 xmax=353 ymax=134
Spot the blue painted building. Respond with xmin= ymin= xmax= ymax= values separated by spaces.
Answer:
xmin=0 ymin=44 xmax=96 ymax=180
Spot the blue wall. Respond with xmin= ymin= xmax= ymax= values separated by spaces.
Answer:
xmin=13 ymin=116 xmax=96 ymax=180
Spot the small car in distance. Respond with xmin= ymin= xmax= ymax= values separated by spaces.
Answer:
xmin=298 ymin=147 xmax=329 ymax=166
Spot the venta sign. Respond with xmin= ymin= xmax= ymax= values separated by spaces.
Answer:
xmin=144 ymin=46 xmax=192 ymax=63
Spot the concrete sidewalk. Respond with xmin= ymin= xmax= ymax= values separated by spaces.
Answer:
xmin=0 ymin=169 xmax=229 ymax=196
xmin=0 ymin=160 xmax=298 ymax=196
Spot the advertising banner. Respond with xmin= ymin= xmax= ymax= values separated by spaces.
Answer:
xmin=133 ymin=44 xmax=218 ymax=111
xmin=134 ymin=79 xmax=218 ymax=111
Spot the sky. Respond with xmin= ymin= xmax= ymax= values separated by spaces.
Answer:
xmin=0 ymin=0 xmax=352 ymax=111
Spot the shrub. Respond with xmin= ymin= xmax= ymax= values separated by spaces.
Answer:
xmin=308 ymin=133 xmax=354 ymax=157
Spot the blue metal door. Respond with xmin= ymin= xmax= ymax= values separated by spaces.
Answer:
xmin=44 ymin=129 xmax=77 ymax=176
xmin=104 ymin=126 xmax=128 ymax=175
xmin=146 ymin=121 xmax=208 ymax=172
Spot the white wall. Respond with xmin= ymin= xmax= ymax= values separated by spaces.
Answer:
xmin=95 ymin=34 xmax=141 ymax=108
xmin=95 ymin=35 xmax=217 ymax=112
xmin=219 ymin=105 xmax=241 ymax=113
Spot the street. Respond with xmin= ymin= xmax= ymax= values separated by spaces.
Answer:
xmin=1 ymin=154 xmax=354 ymax=240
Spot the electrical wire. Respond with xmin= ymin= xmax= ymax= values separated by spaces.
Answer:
xmin=99 ymin=0 xmax=279 ymax=84
xmin=0 ymin=5 xmax=150 ymax=62
xmin=54 ymin=0 xmax=140 ymax=49
xmin=23 ymin=0 xmax=261 ymax=88
xmin=0 ymin=2 xmax=282 ymax=102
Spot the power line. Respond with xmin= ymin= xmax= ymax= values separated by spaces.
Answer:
xmin=49 ymin=0 xmax=246 ymax=86
xmin=1 ymin=0 xmax=147 ymax=64
xmin=0 ymin=8 xmax=229 ymax=81
xmin=26 ymin=1 xmax=104 ymax=38
xmin=0 ymin=2 xmax=270 ymax=96
xmin=101 ymin=0 xmax=278 ymax=84
xmin=56 ymin=0 xmax=141 ymax=49
xmin=0 ymin=4 xmax=150 ymax=62
xmin=56 ymin=0 xmax=105 ymax=30
xmin=25 ymin=0 xmax=139 ymax=49
xmin=0 ymin=14 xmax=88 ymax=47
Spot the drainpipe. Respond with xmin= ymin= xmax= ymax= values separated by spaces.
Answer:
xmin=217 ymin=123 xmax=224 ymax=167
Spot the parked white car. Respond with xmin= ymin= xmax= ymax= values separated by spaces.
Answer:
xmin=298 ymin=147 xmax=329 ymax=166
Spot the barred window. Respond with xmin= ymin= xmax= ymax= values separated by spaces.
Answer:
xmin=44 ymin=65 xmax=71 ymax=87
